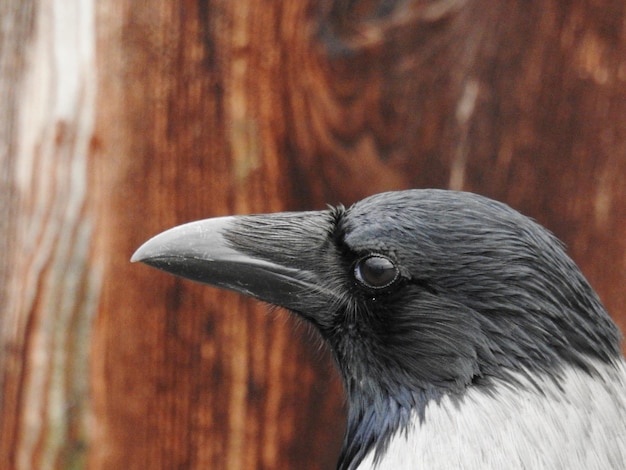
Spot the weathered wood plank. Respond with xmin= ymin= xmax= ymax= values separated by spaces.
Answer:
xmin=0 ymin=1 xmax=98 ymax=469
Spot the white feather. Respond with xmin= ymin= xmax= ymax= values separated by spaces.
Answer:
xmin=359 ymin=360 xmax=626 ymax=469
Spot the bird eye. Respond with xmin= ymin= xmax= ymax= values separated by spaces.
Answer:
xmin=354 ymin=255 xmax=400 ymax=290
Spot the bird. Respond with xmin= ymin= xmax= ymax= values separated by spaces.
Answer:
xmin=132 ymin=189 xmax=626 ymax=470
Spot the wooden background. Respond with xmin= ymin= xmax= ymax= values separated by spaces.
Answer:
xmin=2 ymin=1 xmax=625 ymax=469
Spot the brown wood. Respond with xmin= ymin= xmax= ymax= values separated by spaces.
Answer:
xmin=1 ymin=1 xmax=98 ymax=469
xmin=1 ymin=0 xmax=625 ymax=469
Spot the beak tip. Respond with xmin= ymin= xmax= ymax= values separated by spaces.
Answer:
xmin=130 ymin=238 xmax=159 ymax=264
xmin=130 ymin=249 xmax=142 ymax=263
xmin=130 ymin=216 xmax=236 ymax=265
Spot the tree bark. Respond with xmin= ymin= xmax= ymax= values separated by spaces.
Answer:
xmin=1 ymin=1 xmax=625 ymax=469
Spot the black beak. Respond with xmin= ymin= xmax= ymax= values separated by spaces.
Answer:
xmin=131 ymin=212 xmax=340 ymax=325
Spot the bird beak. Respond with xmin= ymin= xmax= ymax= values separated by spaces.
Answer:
xmin=131 ymin=212 xmax=338 ymax=325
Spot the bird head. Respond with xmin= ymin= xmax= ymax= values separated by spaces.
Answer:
xmin=132 ymin=189 xmax=622 ymax=469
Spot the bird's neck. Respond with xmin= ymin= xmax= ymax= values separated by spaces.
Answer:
xmin=338 ymin=382 xmax=448 ymax=470
xmin=353 ymin=359 xmax=626 ymax=470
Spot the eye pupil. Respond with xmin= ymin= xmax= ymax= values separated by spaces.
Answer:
xmin=354 ymin=255 xmax=399 ymax=289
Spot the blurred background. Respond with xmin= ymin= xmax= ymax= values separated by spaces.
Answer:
xmin=1 ymin=1 xmax=625 ymax=469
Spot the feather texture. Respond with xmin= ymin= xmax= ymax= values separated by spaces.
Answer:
xmin=359 ymin=359 xmax=626 ymax=469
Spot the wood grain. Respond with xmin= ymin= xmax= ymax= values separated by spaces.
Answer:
xmin=0 ymin=1 xmax=98 ymax=468
xmin=1 ymin=0 xmax=625 ymax=469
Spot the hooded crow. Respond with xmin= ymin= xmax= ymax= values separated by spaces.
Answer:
xmin=132 ymin=189 xmax=626 ymax=469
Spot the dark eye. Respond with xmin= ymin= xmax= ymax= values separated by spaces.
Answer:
xmin=354 ymin=255 xmax=400 ymax=289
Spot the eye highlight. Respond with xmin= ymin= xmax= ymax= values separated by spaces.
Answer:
xmin=354 ymin=255 xmax=400 ymax=290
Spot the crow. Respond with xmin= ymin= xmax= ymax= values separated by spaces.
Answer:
xmin=132 ymin=189 xmax=626 ymax=469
